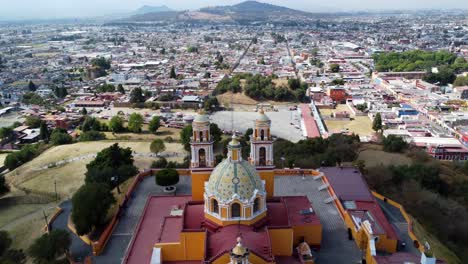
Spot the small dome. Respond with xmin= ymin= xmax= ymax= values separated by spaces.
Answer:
xmin=257 ymin=109 xmax=270 ymax=122
xmin=194 ymin=111 xmax=209 ymax=123
xmin=207 ymin=158 xmax=264 ymax=203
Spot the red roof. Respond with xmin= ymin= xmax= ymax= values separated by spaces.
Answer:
xmin=205 ymin=225 xmax=273 ymax=262
xmin=301 ymin=104 xmax=321 ymax=138
xmin=322 ymin=167 xmax=398 ymax=240
xmin=123 ymin=196 xmax=192 ymax=264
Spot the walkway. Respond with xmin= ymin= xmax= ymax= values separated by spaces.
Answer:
xmin=92 ymin=175 xmax=192 ymax=264
xmin=51 ymin=200 xmax=92 ymax=262
xmin=275 ymin=176 xmax=362 ymax=264
xmin=376 ymin=199 xmax=420 ymax=255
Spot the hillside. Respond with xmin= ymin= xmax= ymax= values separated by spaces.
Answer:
xmin=125 ymin=0 xmax=316 ymax=23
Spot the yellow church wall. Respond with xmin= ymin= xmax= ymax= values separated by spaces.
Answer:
xmin=221 ymin=207 xmax=228 ymax=218
xmin=293 ymin=225 xmax=322 ymax=248
xmin=155 ymin=231 xmax=205 ymax=261
xmin=269 ymin=228 xmax=293 ymax=256
xmin=245 ymin=207 xmax=252 ymax=218
xmin=258 ymin=170 xmax=275 ymax=198
xmin=180 ymin=232 xmax=206 ymax=260
xmin=376 ymin=235 xmax=397 ymax=253
xmin=155 ymin=242 xmax=183 ymax=261
xmin=191 ymin=171 xmax=211 ymax=201
xmin=204 ymin=211 xmax=267 ymax=226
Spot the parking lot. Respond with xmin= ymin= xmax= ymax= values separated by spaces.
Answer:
xmin=211 ymin=107 xmax=305 ymax=142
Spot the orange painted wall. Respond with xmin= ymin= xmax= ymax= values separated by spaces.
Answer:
xmin=258 ymin=170 xmax=274 ymax=198
xmin=191 ymin=171 xmax=211 ymax=201
xmin=293 ymin=225 xmax=322 ymax=247
xmin=155 ymin=231 xmax=205 ymax=261
xmin=269 ymin=228 xmax=293 ymax=256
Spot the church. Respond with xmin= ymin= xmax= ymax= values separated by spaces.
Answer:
xmin=142 ymin=110 xmax=322 ymax=263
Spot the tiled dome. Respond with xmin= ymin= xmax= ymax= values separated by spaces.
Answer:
xmin=206 ymin=158 xmax=264 ymax=203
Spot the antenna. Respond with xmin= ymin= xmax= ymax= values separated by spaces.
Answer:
xmin=231 ymin=89 xmax=234 ymax=135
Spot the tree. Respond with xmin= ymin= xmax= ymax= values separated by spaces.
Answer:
xmin=39 ymin=122 xmax=49 ymax=141
xmin=50 ymin=129 xmax=72 ymax=145
xmin=28 ymin=229 xmax=71 ymax=263
xmin=330 ymin=64 xmax=340 ymax=73
xmin=109 ymin=116 xmax=124 ymax=133
xmin=129 ymin=87 xmax=145 ymax=103
xmin=383 ymin=135 xmax=408 ymax=153
xmin=288 ymin=78 xmax=301 ymax=90
xmin=372 ymin=113 xmax=383 ymax=133
xmin=180 ymin=125 xmax=193 ymax=151
xmin=203 ymin=97 xmax=219 ymax=112
xmin=150 ymin=139 xmax=166 ymax=155
xmin=453 ymin=76 xmax=468 ymax=87
xmin=79 ymin=131 xmax=106 ymax=142
xmin=0 ymin=127 xmax=13 ymax=140
xmin=117 ymin=84 xmax=125 ymax=94
xmin=148 ymin=116 xmax=161 ymax=134
xmin=151 ymin=157 xmax=168 ymax=168
xmin=91 ymin=57 xmax=111 ymax=70
xmin=170 ymin=66 xmax=176 ymax=79
xmin=25 ymin=116 xmax=42 ymax=128
xmin=128 ymin=113 xmax=143 ymax=133
xmin=85 ymin=143 xmax=138 ymax=186
xmin=81 ymin=107 xmax=88 ymax=115
xmin=28 ymin=81 xmax=36 ymax=92
xmin=53 ymin=87 xmax=68 ymax=98
xmin=210 ymin=123 xmax=222 ymax=145
xmin=81 ymin=116 xmax=102 ymax=132
xmin=155 ymin=169 xmax=179 ymax=187
xmin=71 ymin=183 xmax=115 ymax=235
xmin=22 ymin=92 xmax=44 ymax=106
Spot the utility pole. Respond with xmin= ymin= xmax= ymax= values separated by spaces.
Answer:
xmin=54 ymin=180 xmax=58 ymax=202
xmin=43 ymin=210 xmax=49 ymax=232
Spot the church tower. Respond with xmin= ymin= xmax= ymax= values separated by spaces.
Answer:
xmin=190 ymin=111 xmax=214 ymax=201
xmin=250 ymin=109 xmax=274 ymax=168
xmin=250 ymin=109 xmax=275 ymax=197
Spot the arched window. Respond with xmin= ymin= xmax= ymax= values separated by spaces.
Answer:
xmin=199 ymin=148 xmax=206 ymax=167
xmin=259 ymin=147 xmax=266 ymax=166
xmin=253 ymin=198 xmax=260 ymax=213
xmin=231 ymin=203 xmax=241 ymax=218
xmin=260 ymin=129 xmax=265 ymax=140
xmin=212 ymin=199 xmax=219 ymax=214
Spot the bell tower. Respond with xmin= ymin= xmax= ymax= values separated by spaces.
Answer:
xmin=190 ymin=111 xmax=214 ymax=169
xmin=190 ymin=111 xmax=214 ymax=201
xmin=249 ymin=108 xmax=275 ymax=197
xmin=250 ymin=109 xmax=274 ymax=168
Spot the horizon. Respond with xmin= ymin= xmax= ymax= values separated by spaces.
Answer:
xmin=0 ymin=0 xmax=467 ymax=21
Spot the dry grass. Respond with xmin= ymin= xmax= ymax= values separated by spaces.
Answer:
xmin=324 ymin=116 xmax=373 ymax=136
xmin=103 ymin=127 xmax=181 ymax=141
xmin=2 ymin=205 xmax=56 ymax=250
xmin=0 ymin=153 xmax=8 ymax=166
xmin=412 ymin=216 xmax=461 ymax=264
xmin=320 ymin=104 xmax=374 ymax=136
xmin=0 ymin=204 xmax=46 ymax=228
xmin=217 ymin=92 xmax=258 ymax=106
xmin=6 ymin=141 xmax=186 ymax=198
xmin=358 ymin=144 xmax=412 ymax=167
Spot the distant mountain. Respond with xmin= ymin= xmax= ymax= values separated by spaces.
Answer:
xmin=135 ymin=5 xmax=174 ymax=15
xmin=123 ymin=1 xmax=321 ymax=23
xmin=199 ymin=0 xmax=312 ymax=19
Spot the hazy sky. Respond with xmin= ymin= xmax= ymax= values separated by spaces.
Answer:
xmin=0 ymin=0 xmax=466 ymax=20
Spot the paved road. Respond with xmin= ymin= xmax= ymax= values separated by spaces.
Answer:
xmin=275 ymin=176 xmax=362 ymax=264
xmin=93 ymin=175 xmax=192 ymax=264
xmin=52 ymin=200 xmax=92 ymax=262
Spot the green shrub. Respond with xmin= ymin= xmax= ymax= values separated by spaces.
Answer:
xmin=155 ymin=169 xmax=179 ymax=187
